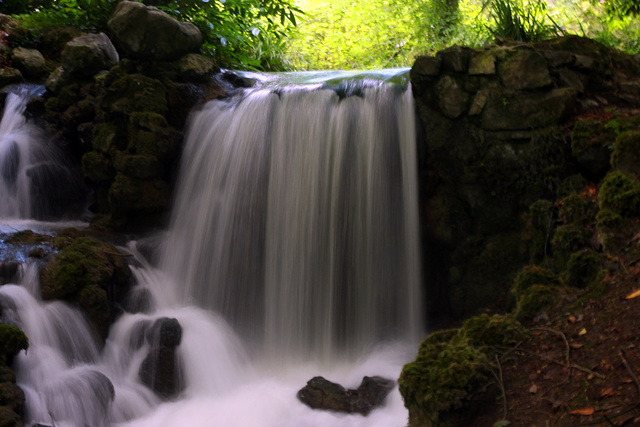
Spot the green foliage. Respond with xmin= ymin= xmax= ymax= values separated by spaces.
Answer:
xmin=482 ymin=0 xmax=564 ymax=42
xmin=8 ymin=0 xmax=302 ymax=70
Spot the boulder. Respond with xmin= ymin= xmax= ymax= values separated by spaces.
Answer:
xmin=176 ymin=53 xmax=219 ymax=83
xmin=61 ymin=32 xmax=119 ymax=77
xmin=12 ymin=47 xmax=46 ymax=77
xmin=297 ymin=376 xmax=395 ymax=416
xmin=497 ymin=47 xmax=552 ymax=90
xmin=107 ymin=1 xmax=202 ymax=61
xmin=0 ymin=68 xmax=23 ymax=88
xmin=138 ymin=317 xmax=183 ymax=398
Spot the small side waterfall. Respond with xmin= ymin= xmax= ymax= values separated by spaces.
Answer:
xmin=162 ymin=80 xmax=422 ymax=360
xmin=0 ymin=85 xmax=84 ymax=219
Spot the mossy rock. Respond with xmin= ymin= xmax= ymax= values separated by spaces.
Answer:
xmin=514 ymin=284 xmax=558 ymax=322
xmin=562 ymin=248 xmax=604 ymax=289
xmin=5 ymin=230 xmax=49 ymax=245
xmin=459 ymin=314 xmax=528 ymax=352
xmin=558 ymin=193 xmax=597 ymax=225
xmin=570 ymin=118 xmax=614 ymax=178
xmin=128 ymin=112 xmax=181 ymax=161
xmin=77 ymin=284 xmax=110 ymax=339
xmin=103 ymin=74 xmax=168 ymax=116
xmin=611 ymin=130 xmax=640 ymax=174
xmin=512 ymin=265 xmax=560 ymax=300
xmin=92 ymin=122 xmax=126 ymax=154
xmin=113 ymin=152 xmax=162 ymax=179
xmin=399 ymin=338 xmax=491 ymax=426
xmin=526 ymin=199 xmax=554 ymax=264
xmin=0 ymin=405 xmax=21 ymax=427
xmin=40 ymin=236 xmax=131 ymax=301
xmin=82 ymin=151 xmax=115 ymax=183
xmin=418 ymin=329 xmax=459 ymax=349
xmin=0 ymin=324 xmax=28 ymax=363
xmin=551 ymin=223 xmax=592 ymax=270
xmin=599 ymin=170 xmax=640 ymax=217
xmin=596 ymin=208 xmax=639 ymax=256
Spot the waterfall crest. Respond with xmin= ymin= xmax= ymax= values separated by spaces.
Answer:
xmin=163 ymin=80 xmax=422 ymax=360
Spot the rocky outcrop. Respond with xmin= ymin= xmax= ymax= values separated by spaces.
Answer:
xmin=12 ymin=47 xmax=47 ymax=78
xmin=297 ymin=376 xmax=395 ymax=415
xmin=412 ymin=36 xmax=640 ymax=324
xmin=107 ymin=1 xmax=202 ymax=61
xmin=60 ymin=32 xmax=119 ymax=77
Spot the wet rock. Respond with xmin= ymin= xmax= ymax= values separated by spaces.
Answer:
xmin=176 ymin=53 xmax=220 ymax=83
xmin=297 ymin=375 xmax=395 ymax=415
xmin=138 ymin=317 xmax=183 ymax=398
xmin=0 ymin=262 xmax=20 ymax=285
xmin=61 ymin=32 xmax=119 ymax=78
xmin=107 ymin=1 xmax=202 ymax=61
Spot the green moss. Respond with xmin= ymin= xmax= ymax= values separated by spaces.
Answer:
xmin=6 ymin=230 xmax=49 ymax=245
xmin=82 ymin=151 xmax=115 ymax=183
xmin=104 ymin=74 xmax=168 ymax=116
xmin=77 ymin=285 xmax=110 ymax=338
xmin=512 ymin=265 xmax=560 ymax=300
xmin=611 ymin=130 xmax=640 ymax=174
xmin=570 ymin=118 xmax=614 ymax=159
xmin=527 ymin=199 xmax=554 ymax=264
xmin=40 ymin=237 xmax=129 ymax=301
xmin=514 ymin=284 xmax=558 ymax=322
xmin=557 ymin=174 xmax=590 ymax=198
xmin=399 ymin=337 xmax=491 ymax=426
xmin=599 ymin=170 xmax=640 ymax=217
xmin=551 ymin=223 xmax=591 ymax=270
xmin=0 ymin=324 xmax=28 ymax=362
xmin=558 ymin=193 xmax=597 ymax=225
xmin=562 ymin=248 xmax=604 ymax=289
xmin=92 ymin=122 xmax=126 ymax=154
xmin=459 ymin=314 xmax=528 ymax=352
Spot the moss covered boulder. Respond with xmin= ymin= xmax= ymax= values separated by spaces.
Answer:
xmin=0 ymin=324 xmax=28 ymax=364
xmin=40 ymin=236 xmax=132 ymax=338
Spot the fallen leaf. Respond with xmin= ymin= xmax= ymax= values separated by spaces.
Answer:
xmin=529 ymin=383 xmax=538 ymax=394
xmin=570 ymin=407 xmax=595 ymax=416
xmin=568 ymin=315 xmax=576 ymax=323
xmin=600 ymin=388 xmax=615 ymax=398
xmin=625 ymin=289 xmax=640 ymax=299
xmin=570 ymin=343 xmax=584 ymax=349
xmin=579 ymin=328 xmax=587 ymax=336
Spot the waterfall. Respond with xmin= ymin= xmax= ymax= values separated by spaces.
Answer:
xmin=0 ymin=72 xmax=423 ymax=427
xmin=0 ymin=85 xmax=84 ymax=220
xmin=162 ymin=79 xmax=422 ymax=361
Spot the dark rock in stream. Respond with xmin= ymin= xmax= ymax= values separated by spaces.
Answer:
xmin=297 ymin=375 xmax=395 ymax=415
xmin=138 ymin=317 xmax=184 ymax=399
xmin=0 ymin=262 xmax=21 ymax=285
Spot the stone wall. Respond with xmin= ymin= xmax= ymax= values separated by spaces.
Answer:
xmin=412 ymin=36 xmax=640 ymax=323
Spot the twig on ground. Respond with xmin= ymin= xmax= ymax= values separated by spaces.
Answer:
xmin=532 ymin=327 xmax=572 ymax=377
xmin=620 ymin=349 xmax=640 ymax=400
xmin=491 ymin=354 xmax=508 ymax=421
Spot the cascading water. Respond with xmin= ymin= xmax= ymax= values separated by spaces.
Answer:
xmin=0 ymin=71 xmax=424 ymax=427
xmin=0 ymin=85 xmax=84 ymax=219
xmin=162 ymin=76 xmax=422 ymax=361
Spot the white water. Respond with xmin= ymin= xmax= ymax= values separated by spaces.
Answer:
xmin=0 ymin=85 xmax=84 ymax=219
xmin=0 ymin=75 xmax=423 ymax=427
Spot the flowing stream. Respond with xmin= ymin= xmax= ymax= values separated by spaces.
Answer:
xmin=0 ymin=71 xmax=423 ymax=427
